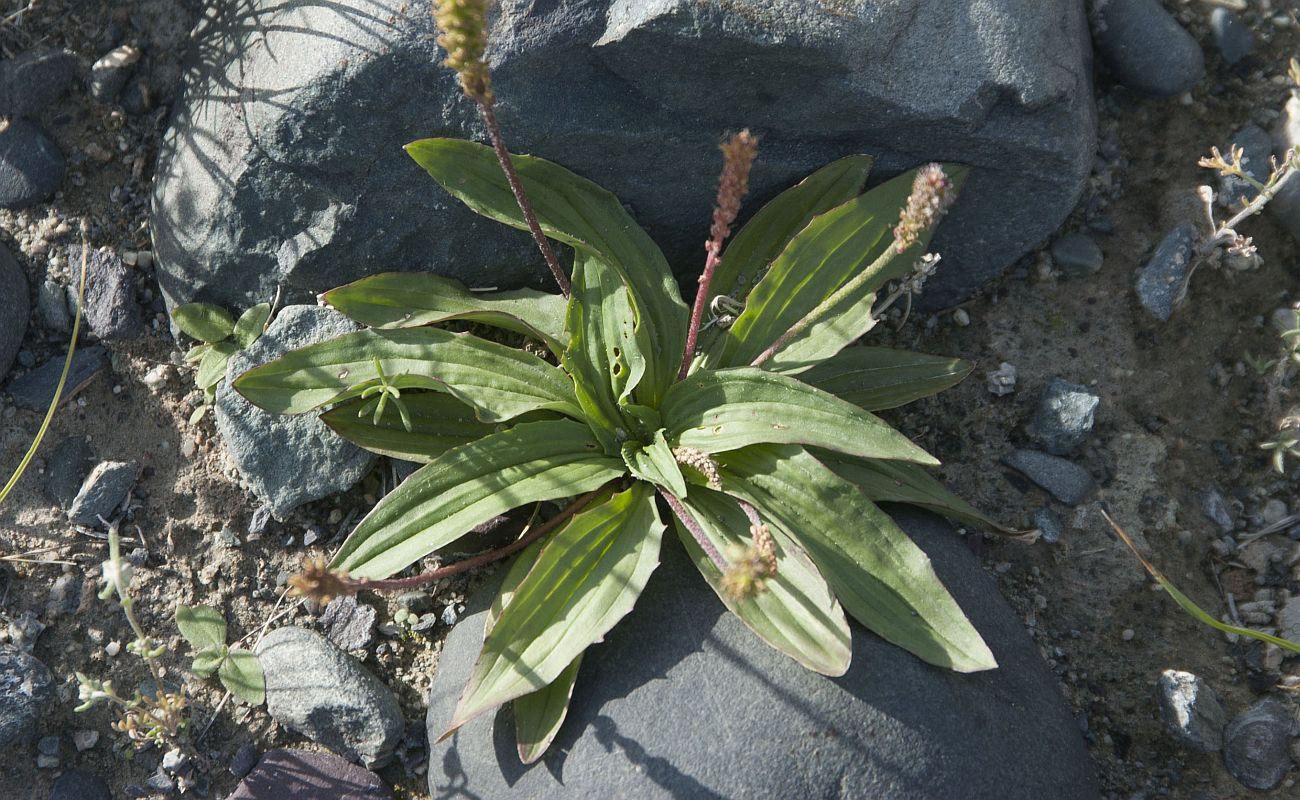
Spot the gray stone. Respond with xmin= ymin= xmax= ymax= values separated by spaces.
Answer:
xmin=318 ymin=595 xmax=377 ymax=652
xmin=37 ymin=734 xmax=59 ymax=756
xmin=46 ymin=573 xmax=84 ymax=619
xmin=1200 ymin=486 xmax=1236 ymax=534
xmin=0 ymin=644 xmax=52 ymax=748
xmin=0 ymin=244 xmax=27 ymax=382
xmin=67 ymin=461 xmax=139 ymax=525
xmin=7 ymin=611 xmax=45 ymax=653
xmin=68 ymin=246 xmax=143 ymax=340
xmin=215 ymin=306 xmax=376 ymax=518
xmin=1093 ymin=0 xmax=1205 ymax=96
xmin=1210 ymin=8 xmax=1254 ymax=66
xmin=152 ymin=0 xmax=1095 ymax=313
xmin=1276 ymin=596 xmax=1300 ymax=643
xmin=0 ymin=118 xmax=64 ymax=209
xmin=1222 ymin=698 xmax=1296 ymax=791
xmin=1218 ymin=124 xmax=1272 ymax=209
xmin=426 ymin=508 xmax=1099 ymax=800
xmin=1156 ymin=670 xmax=1226 ymax=753
xmin=228 ymin=743 xmax=259 ymax=779
xmin=49 ymin=769 xmax=112 ymax=800
xmin=1135 ymin=225 xmax=1198 ymax=321
xmin=4 ymin=344 xmax=109 ymax=410
xmin=89 ymin=45 xmax=141 ymax=103
xmin=1003 ymin=449 xmax=1094 ymax=506
xmin=255 ymin=627 xmax=404 ymax=767
xmin=1050 ymin=231 xmax=1103 ymax=277
xmin=1033 ymin=507 xmax=1064 ymax=544
xmin=44 ymin=436 xmax=96 ymax=510
xmin=0 ymin=47 xmax=78 ymax=118
xmin=1030 ymin=378 xmax=1099 ymax=455
xmin=1270 ymin=96 xmax=1300 ymax=244
xmin=228 ymin=748 xmax=390 ymax=800
xmin=37 ymin=278 xmax=72 ymax=335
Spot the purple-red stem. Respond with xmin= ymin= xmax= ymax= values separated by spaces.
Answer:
xmin=476 ymin=99 xmax=571 ymax=297
xmin=351 ymin=484 xmax=609 ymax=593
xmin=678 ymin=247 xmax=723 ymax=380
xmin=659 ymin=488 xmax=728 ymax=571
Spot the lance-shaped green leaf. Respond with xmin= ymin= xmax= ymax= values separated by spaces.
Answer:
xmin=761 ymin=290 xmax=879 ymax=374
xmin=219 ymin=648 xmax=265 ymax=705
xmin=513 ymin=655 xmax=581 ymax=764
xmin=821 ymin=452 xmax=1005 ymax=532
xmin=676 ymin=486 xmax=850 ymax=675
xmin=561 ymin=252 xmax=645 ymax=451
xmin=197 ymin=340 xmax=238 ymax=391
xmin=323 ymin=273 xmax=567 ymax=354
xmin=321 ymin=392 xmax=499 ymax=462
xmin=621 ymin=429 xmax=687 ymax=498
xmin=709 ymin=156 xmax=874 ymax=306
xmin=704 ymin=167 xmax=967 ymax=370
xmin=332 ymin=420 xmax=625 ymax=579
xmin=718 ymin=445 xmax=996 ymax=673
xmin=661 ymin=367 xmax=938 ymax=465
xmin=799 ymin=346 xmax=972 ymax=410
xmin=172 ymin=302 xmax=235 ymax=343
xmin=232 ymin=303 xmax=271 ymax=348
xmin=443 ymin=483 xmax=663 ymax=737
xmin=405 ymin=138 xmax=687 ymax=404
xmin=232 ymin=327 xmax=582 ymax=423
xmin=175 ymin=605 xmax=226 ymax=651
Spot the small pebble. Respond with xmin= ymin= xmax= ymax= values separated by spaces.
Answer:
xmin=73 ymin=729 xmax=100 ymax=751
xmin=1049 ymin=232 xmax=1103 ymax=277
xmin=1033 ymin=508 xmax=1063 ymax=544
xmin=1157 ymin=670 xmax=1226 ymax=752
xmin=986 ymin=362 xmax=1017 ymax=396
xmin=952 ymin=308 xmax=970 ymax=327
xmin=1135 ymin=225 xmax=1198 ymax=321
xmin=229 ymin=743 xmax=259 ymax=778
xmin=1210 ymin=8 xmax=1255 ymax=65
xmin=1120 ymin=628 xmax=1135 ymax=641
xmin=1223 ymin=699 xmax=1295 ymax=790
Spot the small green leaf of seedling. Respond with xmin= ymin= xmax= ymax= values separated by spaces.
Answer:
xmin=188 ymin=405 xmax=208 ymax=426
xmin=197 ymin=341 xmax=239 ymax=391
xmin=176 ymin=605 xmax=227 ymax=651
xmin=190 ymin=645 xmax=226 ymax=678
xmin=232 ymin=303 xmax=272 ymax=349
xmin=184 ymin=343 xmax=211 ymax=364
xmin=172 ymin=303 xmax=236 ymax=343
xmin=219 ymin=648 xmax=265 ymax=705
xmin=356 ymin=358 xmax=413 ymax=432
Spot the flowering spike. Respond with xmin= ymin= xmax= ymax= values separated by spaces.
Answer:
xmin=433 ymin=0 xmax=494 ymax=104
xmin=288 ymin=557 xmax=356 ymax=605
xmin=893 ymin=163 xmax=956 ymax=253
xmin=707 ymin=130 xmax=760 ymax=259
xmin=673 ymin=446 xmax=721 ymax=489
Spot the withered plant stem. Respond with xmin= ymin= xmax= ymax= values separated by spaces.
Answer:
xmin=350 ymin=482 xmax=611 ymax=592
xmin=659 ymin=488 xmax=728 ymax=571
xmin=476 ymin=99 xmax=571 ymax=296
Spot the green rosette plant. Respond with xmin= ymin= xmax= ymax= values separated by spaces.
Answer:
xmin=230 ymin=0 xmax=1006 ymax=764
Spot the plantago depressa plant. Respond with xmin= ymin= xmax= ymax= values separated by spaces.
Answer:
xmin=234 ymin=0 xmax=1006 ymax=763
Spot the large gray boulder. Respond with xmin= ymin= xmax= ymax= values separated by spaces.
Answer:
xmin=426 ymin=507 xmax=1101 ymax=799
xmin=152 ymin=0 xmax=1095 ymax=311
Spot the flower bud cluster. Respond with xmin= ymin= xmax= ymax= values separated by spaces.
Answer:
xmin=893 ymin=163 xmax=955 ymax=253
xmin=434 ymin=0 xmax=494 ymax=103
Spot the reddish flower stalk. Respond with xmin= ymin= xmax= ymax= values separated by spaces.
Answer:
xmin=679 ymin=129 xmax=759 ymax=380
xmin=660 ymin=488 xmax=728 ymax=571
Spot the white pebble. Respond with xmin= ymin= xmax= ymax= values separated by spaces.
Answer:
xmin=952 ymin=308 xmax=971 ymax=327
xmin=1121 ymin=628 xmax=1135 ymax=641
xmin=105 ymin=640 xmax=121 ymax=657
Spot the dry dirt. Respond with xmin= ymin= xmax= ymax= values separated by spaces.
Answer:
xmin=2 ymin=1 xmax=1300 ymax=799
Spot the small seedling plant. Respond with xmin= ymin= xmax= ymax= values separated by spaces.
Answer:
xmin=171 ymin=301 xmax=271 ymax=424
xmin=175 ymin=605 xmax=266 ymax=705
xmin=233 ymin=0 xmax=1005 ymax=763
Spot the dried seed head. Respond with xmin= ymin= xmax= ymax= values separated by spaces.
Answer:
xmin=288 ymin=557 xmax=356 ymax=605
xmin=706 ymin=130 xmax=759 ymax=258
xmin=720 ymin=515 xmax=778 ymax=601
xmin=893 ymin=163 xmax=956 ymax=253
xmin=673 ymin=446 xmax=721 ymax=489
xmin=433 ymin=0 xmax=494 ymax=103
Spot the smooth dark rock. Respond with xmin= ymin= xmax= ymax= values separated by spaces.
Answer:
xmin=44 ymin=436 xmax=96 ymax=509
xmin=318 ymin=595 xmax=377 ymax=652
xmin=1094 ymin=0 xmax=1205 ymax=96
xmin=1033 ymin=507 xmax=1064 ymax=544
xmin=426 ymin=508 xmax=1100 ymax=800
xmin=255 ymin=627 xmax=404 ymax=767
xmin=1135 ymin=225 xmax=1198 ymax=321
xmin=67 ymin=461 xmax=139 ymax=525
xmin=153 ymin=0 xmax=1095 ymax=313
xmin=1270 ymin=96 xmax=1300 ymax=244
xmin=0 ymin=47 xmax=78 ymax=118
xmin=1222 ymin=698 xmax=1296 ymax=791
xmin=68 ymin=246 xmax=143 ymax=340
xmin=1156 ymin=670 xmax=1226 ymax=753
xmin=1003 ymin=449 xmax=1094 ymax=506
xmin=37 ymin=278 xmax=72 ymax=335
xmin=0 ymin=119 xmax=64 ymax=208
xmin=0 ymin=244 xmax=27 ymax=381
xmin=1210 ymin=8 xmax=1254 ymax=66
xmin=227 ymin=748 xmax=390 ymax=800
xmin=0 ymin=644 xmax=52 ymax=748
xmin=214 ymin=306 xmax=375 ymax=517
xmin=228 ymin=743 xmax=259 ymax=779
xmin=1200 ymin=486 xmax=1236 ymax=534
xmin=1030 ymin=377 xmax=1099 ymax=455
xmin=1218 ymin=124 xmax=1272 ymax=209
xmin=89 ymin=45 xmax=140 ymax=103
xmin=4 ymin=344 xmax=109 ymax=410
xmin=1050 ymin=231 xmax=1103 ymax=277
xmin=48 ymin=769 xmax=112 ymax=800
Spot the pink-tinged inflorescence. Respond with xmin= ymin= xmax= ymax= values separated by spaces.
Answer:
xmin=673 ymin=446 xmax=722 ymax=489
xmin=433 ymin=0 xmax=494 ymax=104
xmin=706 ymin=130 xmax=760 ymax=260
xmin=893 ymin=163 xmax=956 ymax=253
